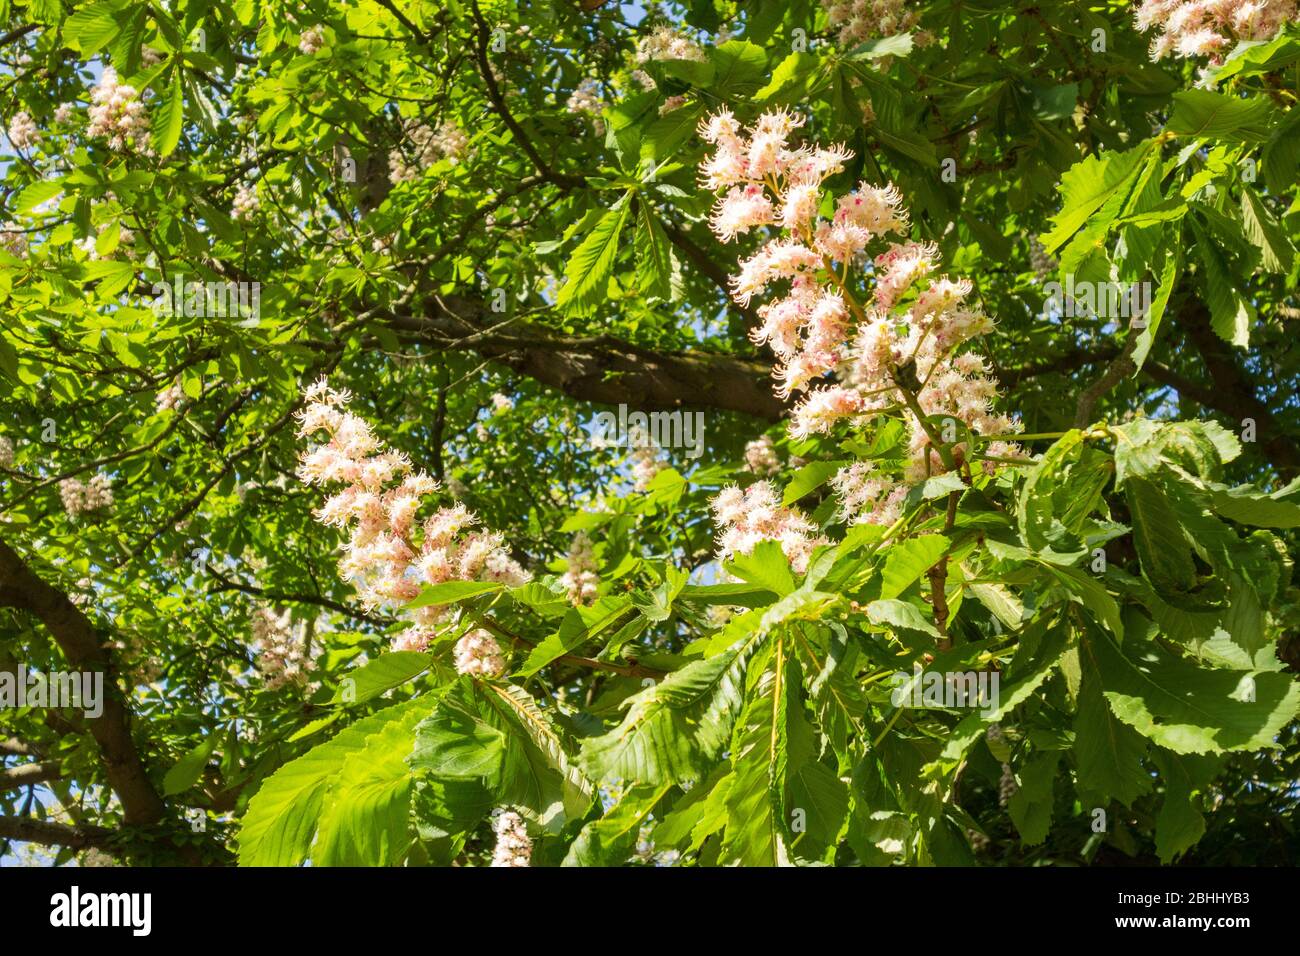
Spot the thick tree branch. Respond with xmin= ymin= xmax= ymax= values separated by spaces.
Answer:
xmin=0 ymin=815 xmax=113 ymax=851
xmin=1180 ymin=297 xmax=1300 ymax=479
xmin=389 ymin=295 xmax=788 ymax=420
xmin=0 ymin=760 xmax=61 ymax=790
xmin=0 ymin=537 xmax=165 ymax=825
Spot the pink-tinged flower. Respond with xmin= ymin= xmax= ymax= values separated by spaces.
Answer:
xmin=560 ymin=531 xmax=600 ymax=605
xmin=813 ymin=220 xmax=872 ymax=262
xmin=454 ymin=628 xmax=507 ymax=678
xmin=781 ymin=182 xmax=822 ymax=233
xmin=87 ymin=68 xmax=152 ymax=154
xmin=298 ymin=380 xmax=530 ymax=649
xmin=753 ymin=292 xmax=812 ymax=358
xmin=710 ymin=184 xmax=775 ymax=241
xmin=710 ymin=480 xmax=826 ymax=573
xmin=698 ymin=108 xmax=744 ymax=148
xmin=743 ymin=435 xmax=782 ymax=476
xmin=789 ymin=385 xmax=865 ymax=439
xmin=392 ymin=627 xmax=435 ymax=652
xmin=251 ymin=606 xmax=315 ymax=690
xmin=491 ymin=810 xmax=532 ymax=866
xmin=1133 ymin=0 xmax=1296 ymax=60
xmin=835 ymin=183 xmax=909 ymax=237
xmin=873 ymin=241 xmax=939 ymax=310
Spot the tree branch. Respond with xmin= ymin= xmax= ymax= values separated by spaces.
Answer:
xmin=0 ymin=537 xmax=165 ymax=825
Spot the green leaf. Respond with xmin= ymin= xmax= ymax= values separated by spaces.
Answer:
xmin=867 ymin=597 xmax=940 ymax=639
xmin=847 ymin=34 xmax=913 ymax=60
xmin=563 ymin=783 xmax=670 ymax=866
xmin=1081 ymin=628 xmax=1300 ymax=755
xmin=15 ymin=181 xmax=62 ymax=215
xmin=410 ymin=693 xmax=507 ymax=784
xmin=635 ymin=203 xmax=675 ymax=301
xmin=1130 ymin=254 xmax=1179 ymax=373
xmin=82 ymin=259 xmax=137 ymax=297
xmin=725 ymin=540 xmax=796 ymax=596
xmin=879 ymin=534 xmax=948 ymax=600
xmin=162 ymin=736 xmax=216 ymax=796
xmin=333 ymin=650 xmax=430 ymax=704
xmin=709 ymin=40 xmax=769 ymax=96
xmin=783 ymin=459 xmax=847 ymax=505
xmin=1167 ymin=90 xmax=1278 ymax=143
xmin=312 ymin=700 xmax=433 ymax=866
xmin=580 ymin=634 xmax=762 ymax=785
xmin=152 ymin=70 xmax=184 ymax=157
xmin=1006 ymin=752 xmax=1058 ymax=845
xmin=1240 ymin=187 xmax=1295 ymax=273
xmin=720 ymin=651 xmax=808 ymax=865
xmin=1151 ymin=748 xmax=1221 ymax=863
xmin=1073 ymin=652 xmax=1151 ymax=807
xmin=556 ymin=201 xmax=630 ymax=315
xmin=1041 ymin=141 xmax=1154 ymax=253
xmin=480 ymin=682 xmax=592 ymax=821
xmin=63 ymin=2 xmax=122 ymax=54
xmin=407 ymin=579 xmax=502 ymax=609
xmin=237 ymin=697 xmax=435 ymax=866
xmin=1126 ymin=475 xmax=1198 ymax=598
xmin=517 ymin=608 xmax=589 ymax=676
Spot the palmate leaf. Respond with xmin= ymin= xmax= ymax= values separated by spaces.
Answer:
xmin=555 ymin=201 xmax=630 ymax=315
xmin=1007 ymin=752 xmax=1058 ymax=846
xmin=480 ymin=682 xmax=593 ymax=822
xmin=237 ymin=696 xmax=436 ymax=866
xmin=580 ymin=633 xmax=763 ymax=785
xmin=1080 ymin=627 xmax=1300 ymax=755
xmin=312 ymin=701 xmax=435 ymax=866
xmin=1151 ymin=748 xmax=1223 ymax=863
xmin=1109 ymin=418 xmax=1239 ymax=486
xmin=411 ymin=681 xmax=592 ymax=831
xmin=563 ymin=782 xmax=672 ymax=866
xmin=719 ymin=648 xmax=847 ymax=865
xmin=1073 ymin=653 xmax=1152 ymax=808
xmin=1040 ymin=141 xmax=1155 ymax=253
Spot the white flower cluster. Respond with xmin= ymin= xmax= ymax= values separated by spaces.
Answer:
xmin=821 ymin=0 xmax=920 ymax=47
xmin=296 ymin=378 xmax=529 ymax=657
xmin=453 ymin=628 xmax=507 ymax=678
xmin=635 ymin=26 xmax=708 ymax=63
xmin=628 ymin=427 xmax=667 ymax=492
xmin=232 ymin=184 xmax=259 ymax=220
xmin=566 ymin=79 xmax=605 ymax=133
xmin=388 ymin=120 xmax=469 ymax=184
xmin=743 ymin=435 xmax=782 ymax=476
xmin=0 ymin=223 xmax=27 ymax=258
xmin=1028 ymin=237 xmax=1057 ymax=282
xmin=87 ymin=68 xmax=152 ymax=154
xmin=155 ymin=381 xmax=184 ymax=412
xmin=0 ymin=436 xmax=13 ymax=470
xmin=7 ymin=111 xmax=38 ymax=149
xmin=251 ymin=606 xmax=312 ymax=690
xmin=58 ymin=474 xmax=114 ymax=517
xmin=560 ymin=531 xmax=600 ymax=606
xmin=298 ymin=26 xmax=326 ymax=55
xmin=490 ymin=810 xmax=532 ymax=867
xmin=1135 ymin=0 xmax=1298 ymax=61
